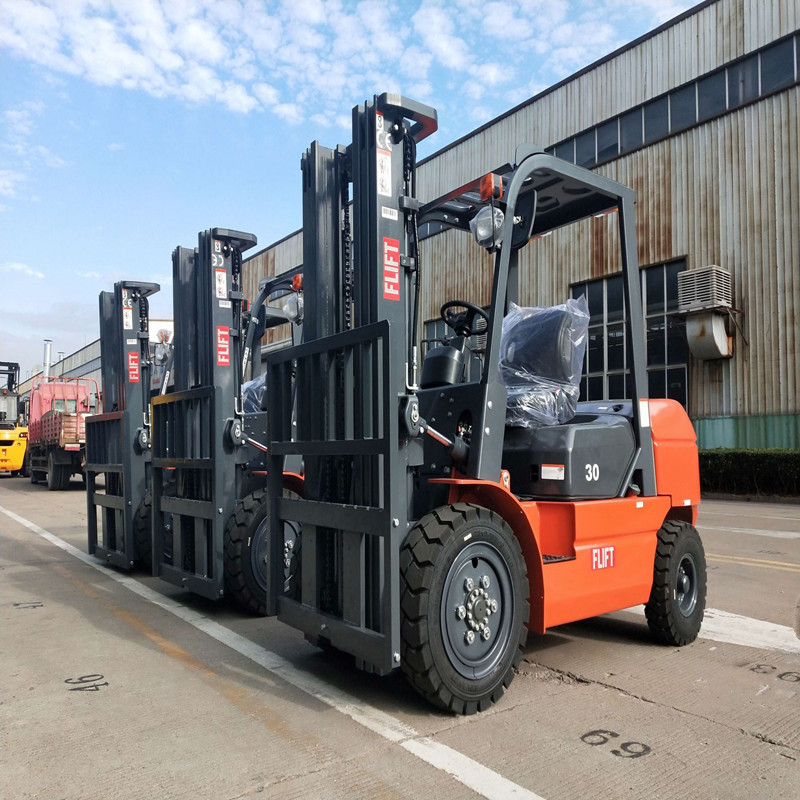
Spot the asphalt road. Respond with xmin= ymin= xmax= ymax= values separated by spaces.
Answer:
xmin=1 ymin=477 xmax=798 ymax=800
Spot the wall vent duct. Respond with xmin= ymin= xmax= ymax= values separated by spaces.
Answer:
xmin=678 ymin=265 xmax=732 ymax=312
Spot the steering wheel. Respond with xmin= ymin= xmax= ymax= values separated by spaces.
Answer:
xmin=441 ymin=300 xmax=489 ymax=338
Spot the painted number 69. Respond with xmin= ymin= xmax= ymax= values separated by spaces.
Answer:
xmin=585 ymin=463 xmax=600 ymax=482
xmin=581 ymin=729 xmax=652 ymax=758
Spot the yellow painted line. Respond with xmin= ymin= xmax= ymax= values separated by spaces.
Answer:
xmin=49 ymin=563 xmax=323 ymax=752
xmin=707 ymin=553 xmax=800 ymax=573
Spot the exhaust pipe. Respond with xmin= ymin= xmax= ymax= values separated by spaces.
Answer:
xmin=43 ymin=339 xmax=52 ymax=377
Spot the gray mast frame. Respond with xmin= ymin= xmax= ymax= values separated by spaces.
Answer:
xmin=266 ymin=94 xmax=437 ymax=674
xmin=151 ymin=228 xmax=257 ymax=600
xmin=87 ymin=280 xmax=160 ymax=569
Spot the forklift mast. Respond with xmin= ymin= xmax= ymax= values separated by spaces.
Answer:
xmin=151 ymin=228 xmax=257 ymax=600
xmin=267 ymin=94 xmax=437 ymax=672
xmin=87 ymin=280 xmax=160 ymax=569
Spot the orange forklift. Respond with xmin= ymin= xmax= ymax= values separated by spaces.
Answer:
xmin=265 ymin=94 xmax=706 ymax=714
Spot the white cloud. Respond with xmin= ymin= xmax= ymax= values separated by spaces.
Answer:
xmin=108 ymin=142 xmax=125 ymax=152
xmin=274 ymin=103 xmax=303 ymax=125
xmin=3 ymin=101 xmax=45 ymax=140
xmin=75 ymin=270 xmax=102 ymax=280
xmin=33 ymin=145 xmax=68 ymax=168
xmin=1 ymin=261 xmax=45 ymax=279
xmin=253 ymin=82 xmax=280 ymax=107
xmin=0 ymin=169 xmax=26 ymax=197
xmin=0 ymin=0 xmax=698 ymax=133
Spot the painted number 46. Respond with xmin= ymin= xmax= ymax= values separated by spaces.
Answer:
xmin=65 ymin=674 xmax=108 ymax=692
xmin=585 ymin=463 xmax=600 ymax=481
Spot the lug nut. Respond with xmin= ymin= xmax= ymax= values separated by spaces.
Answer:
xmin=482 ymin=627 xmax=491 ymax=641
xmin=481 ymin=575 xmax=490 ymax=589
xmin=464 ymin=577 xmax=474 ymax=591
xmin=456 ymin=605 xmax=466 ymax=620
xmin=465 ymin=630 xmax=475 ymax=644
xmin=490 ymin=599 xmax=498 ymax=613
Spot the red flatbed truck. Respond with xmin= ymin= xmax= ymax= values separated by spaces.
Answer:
xmin=28 ymin=375 xmax=98 ymax=490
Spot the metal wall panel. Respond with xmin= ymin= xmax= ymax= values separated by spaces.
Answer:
xmin=244 ymin=0 xmax=799 ymax=430
xmin=417 ymin=86 xmax=799 ymax=422
xmin=416 ymin=0 xmax=798 ymax=202
xmin=242 ymin=231 xmax=303 ymax=350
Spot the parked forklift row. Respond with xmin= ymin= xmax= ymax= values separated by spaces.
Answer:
xmin=83 ymin=93 xmax=706 ymax=714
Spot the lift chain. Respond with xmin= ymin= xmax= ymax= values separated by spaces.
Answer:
xmin=231 ymin=246 xmax=242 ymax=292
xmin=341 ymin=163 xmax=353 ymax=331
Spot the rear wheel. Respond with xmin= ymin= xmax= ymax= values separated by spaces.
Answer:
xmin=224 ymin=488 xmax=301 ymax=615
xmin=47 ymin=452 xmax=69 ymax=491
xmin=20 ymin=450 xmax=30 ymax=478
xmin=132 ymin=492 xmax=152 ymax=570
xmin=400 ymin=503 xmax=529 ymax=715
xmin=645 ymin=520 xmax=707 ymax=646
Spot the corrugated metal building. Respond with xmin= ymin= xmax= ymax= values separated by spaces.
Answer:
xmin=243 ymin=0 xmax=799 ymax=449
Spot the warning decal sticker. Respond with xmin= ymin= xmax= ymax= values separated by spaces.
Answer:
xmin=541 ymin=464 xmax=565 ymax=481
xmin=215 ymin=268 xmax=227 ymax=300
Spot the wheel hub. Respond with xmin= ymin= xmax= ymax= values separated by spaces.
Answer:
xmin=677 ymin=554 xmax=698 ymax=616
xmin=441 ymin=541 xmax=514 ymax=680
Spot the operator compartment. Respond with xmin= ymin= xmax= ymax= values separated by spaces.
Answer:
xmin=502 ymin=403 xmax=636 ymax=500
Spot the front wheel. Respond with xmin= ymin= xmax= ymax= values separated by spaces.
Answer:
xmin=400 ymin=503 xmax=529 ymax=715
xmin=224 ymin=488 xmax=301 ymax=615
xmin=645 ymin=520 xmax=707 ymax=646
xmin=132 ymin=492 xmax=152 ymax=571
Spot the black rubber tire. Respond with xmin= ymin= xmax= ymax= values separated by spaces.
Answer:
xmin=132 ymin=492 xmax=152 ymax=571
xmin=224 ymin=488 xmax=301 ymax=616
xmin=400 ymin=503 xmax=529 ymax=715
xmin=30 ymin=468 xmax=41 ymax=484
xmin=47 ymin=452 xmax=68 ymax=491
xmin=20 ymin=450 xmax=30 ymax=478
xmin=645 ymin=520 xmax=707 ymax=646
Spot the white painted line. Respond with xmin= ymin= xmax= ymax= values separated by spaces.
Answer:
xmin=0 ymin=506 xmax=546 ymax=800
xmin=701 ymin=510 xmax=800 ymax=522
xmin=698 ymin=524 xmax=800 ymax=539
xmin=622 ymin=605 xmax=800 ymax=653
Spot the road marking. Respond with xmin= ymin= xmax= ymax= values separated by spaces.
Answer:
xmin=0 ymin=505 xmax=545 ymax=800
xmin=701 ymin=510 xmax=800 ymax=523
xmin=698 ymin=524 xmax=800 ymax=540
xmin=622 ymin=605 xmax=799 ymax=653
xmin=707 ymin=553 xmax=800 ymax=573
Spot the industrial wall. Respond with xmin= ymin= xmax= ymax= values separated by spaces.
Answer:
xmin=242 ymin=0 xmax=799 ymax=449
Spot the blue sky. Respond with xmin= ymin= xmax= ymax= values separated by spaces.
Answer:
xmin=1 ymin=0 xmax=695 ymax=379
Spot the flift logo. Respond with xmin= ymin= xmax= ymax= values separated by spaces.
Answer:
xmin=592 ymin=546 xmax=615 ymax=570
xmin=216 ymin=326 xmax=230 ymax=366
xmin=127 ymin=351 xmax=140 ymax=383
xmin=382 ymin=237 xmax=400 ymax=301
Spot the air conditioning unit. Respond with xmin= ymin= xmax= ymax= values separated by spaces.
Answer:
xmin=678 ymin=266 xmax=734 ymax=359
xmin=678 ymin=265 xmax=732 ymax=312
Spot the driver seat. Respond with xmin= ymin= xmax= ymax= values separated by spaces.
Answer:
xmin=420 ymin=343 xmax=465 ymax=388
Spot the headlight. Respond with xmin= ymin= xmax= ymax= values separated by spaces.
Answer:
xmin=469 ymin=206 xmax=504 ymax=250
xmin=282 ymin=293 xmax=304 ymax=323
